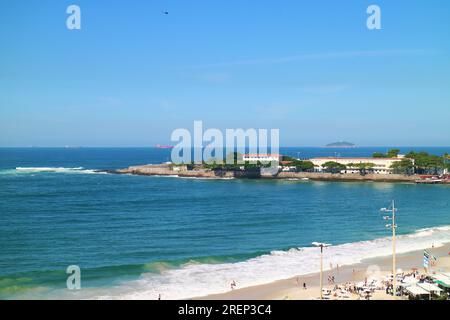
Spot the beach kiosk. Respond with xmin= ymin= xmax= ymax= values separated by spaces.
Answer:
xmin=432 ymin=274 xmax=450 ymax=293
xmin=404 ymin=285 xmax=430 ymax=300
xmin=418 ymin=282 xmax=443 ymax=299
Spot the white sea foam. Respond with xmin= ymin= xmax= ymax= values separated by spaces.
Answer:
xmin=68 ymin=224 xmax=450 ymax=300
xmin=14 ymin=167 xmax=107 ymax=174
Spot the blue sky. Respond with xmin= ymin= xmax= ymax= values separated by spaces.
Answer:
xmin=1 ymin=0 xmax=449 ymax=147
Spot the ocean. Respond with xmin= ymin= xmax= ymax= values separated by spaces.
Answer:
xmin=0 ymin=147 xmax=449 ymax=299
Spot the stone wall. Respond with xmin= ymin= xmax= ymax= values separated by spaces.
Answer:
xmin=115 ymin=164 xmax=418 ymax=182
xmin=276 ymin=171 xmax=418 ymax=182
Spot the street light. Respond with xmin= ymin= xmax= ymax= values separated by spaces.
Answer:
xmin=380 ymin=200 xmax=398 ymax=298
xmin=312 ymin=242 xmax=332 ymax=300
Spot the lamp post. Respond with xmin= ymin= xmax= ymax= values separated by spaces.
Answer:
xmin=380 ymin=200 xmax=398 ymax=298
xmin=312 ymin=242 xmax=332 ymax=300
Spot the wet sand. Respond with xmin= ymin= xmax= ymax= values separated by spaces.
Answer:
xmin=196 ymin=244 xmax=450 ymax=300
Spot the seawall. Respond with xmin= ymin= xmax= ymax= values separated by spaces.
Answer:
xmin=276 ymin=172 xmax=418 ymax=182
xmin=112 ymin=164 xmax=419 ymax=182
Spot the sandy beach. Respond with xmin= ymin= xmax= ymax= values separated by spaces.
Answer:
xmin=197 ymin=243 xmax=450 ymax=300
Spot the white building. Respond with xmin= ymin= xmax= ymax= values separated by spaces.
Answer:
xmin=309 ymin=156 xmax=411 ymax=174
xmin=243 ymin=154 xmax=281 ymax=163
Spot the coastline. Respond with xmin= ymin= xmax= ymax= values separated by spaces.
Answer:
xmin=112 ymin=164 xmax=422 ymax=183
xmin=196 ymin=244 xmax=450 ymax=300
xmin=2 ymin=148 xmax=449 ymax=300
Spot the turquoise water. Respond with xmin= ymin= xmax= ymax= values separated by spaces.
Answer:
xmin=0 ymin=147 xmax=449 ymax=299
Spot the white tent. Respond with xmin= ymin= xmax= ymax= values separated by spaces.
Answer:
xmin=432 ymin=274 xmax=450 ymax=288
xmin=418 ymin=282 xmax=443 ymax=293
xmin=402 ymin=276 xmax=419 ymax=285
xmin=404 ymin=285 xmax=429 ymax=296
xmin=432 ymin=274 xmax=448 ymax=281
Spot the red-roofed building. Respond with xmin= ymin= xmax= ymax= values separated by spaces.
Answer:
xmin=243 ymin=154 xmax=281 ymax=162
xmin=309 ymin=156 xmax=412 ymax=174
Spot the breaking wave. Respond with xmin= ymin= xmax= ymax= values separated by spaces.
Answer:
xmin=55 ymin=224 xmax=450 ymax=300
xmin=12 ymin=167 xmax=107 ymax=174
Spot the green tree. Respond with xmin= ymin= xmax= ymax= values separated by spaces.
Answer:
xmin=216 ymin=152 xmax=243 ymax=170
xmin=348 ymin=162 xmax=376 ymax=175
xmin=387 ymin=149 xmax=400 ymax=158
xmin=406 ymin=151 xmax=445 ymax=174
xmin=226 ymin=152 xmax=243 ymax=164
xmin=444 ymin=153 xmax=450 ymax=171
xmin=243 ymin=161 xmax=261 ymax=169
xmin=372 ymin=152 xmax=385 ymax=158
xmin=295 ymin=160 xmax=315 ymax=172
xmin=322 ymin=161 xmax=346 ymax=174
xmin=390 ymin=159 xmax=414 ymax=175
xmin=372 ymin=149 xmax=400 ymax=158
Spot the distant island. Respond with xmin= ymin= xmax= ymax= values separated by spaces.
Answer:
xmin=326 ymin=141 xmax=356 ymax=148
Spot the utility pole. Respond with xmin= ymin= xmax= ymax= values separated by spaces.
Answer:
xmin=312 ymin=242 xmax=332 ymax=300
xmin=381 ymin=200 xmax=397 ymax=298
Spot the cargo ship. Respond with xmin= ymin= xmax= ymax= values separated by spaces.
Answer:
xmin=156 ymin=144 xmax=174 ymax=149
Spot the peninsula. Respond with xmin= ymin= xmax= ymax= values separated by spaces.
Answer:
xmin=111 ymin=150 xmax=450 ymax=184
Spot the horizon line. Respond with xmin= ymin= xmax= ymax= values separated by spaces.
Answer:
xmin=0 ymin=145 xmax=449 ymax=149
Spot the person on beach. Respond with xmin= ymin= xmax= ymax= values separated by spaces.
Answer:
xmin=303 ymin=282 xmax=307 ymax=290
xmin=231 ymin=280 xmax=237 ymax=290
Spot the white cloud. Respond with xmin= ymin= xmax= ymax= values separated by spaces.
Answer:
xmin=184 ymin=49 xmax=431 ymax=69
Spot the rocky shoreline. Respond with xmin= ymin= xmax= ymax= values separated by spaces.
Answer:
xmin=110 ymin=164 xmax=420 ymax=183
